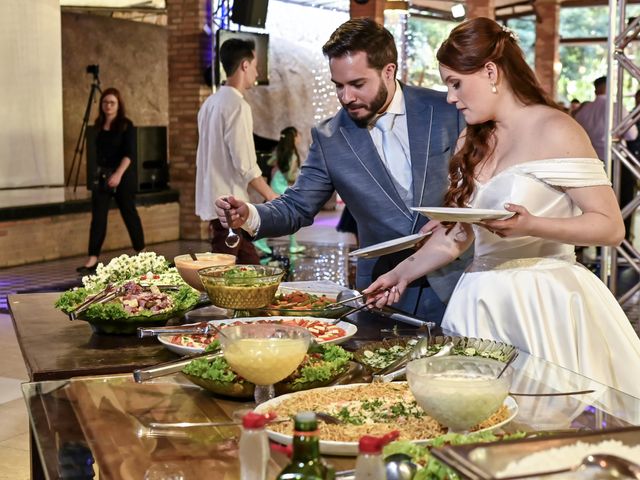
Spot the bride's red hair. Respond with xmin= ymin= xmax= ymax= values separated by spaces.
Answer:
xmin=436 ymin=17 xmax=560 ymax=207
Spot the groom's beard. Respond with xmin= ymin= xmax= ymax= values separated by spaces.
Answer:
xmin=344 ymin=81 xmax=389 ymax=128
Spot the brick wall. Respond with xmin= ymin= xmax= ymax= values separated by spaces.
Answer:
xmin=167 ymin=0 xmax=209 ymax=240
xmin=350 ymin=0 xmax=384 ymax=23
xmin=466 ymin=0 xmax=495 ymax=20
xmin=0 ymin=203 xmax=180 ymax=267
xmin=535 ymin=0 xmax=560 ymax=99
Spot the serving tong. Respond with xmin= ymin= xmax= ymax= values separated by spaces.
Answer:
xmin=133 ymin=350 xmax=223 ymax=383
xmin=137 ymin=322 xmax=212 ymax=338
xmin=372 ymin=340 xmax=454 ymax=383
xmin=67 ymin=283 xmax=180 ymax=320
xmin=334 ymin=289 xmax=435 ymax=332
xmin=67 ymin=284 xmax=119 ymax=320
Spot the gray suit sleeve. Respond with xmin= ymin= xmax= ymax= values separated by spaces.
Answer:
xmin=255 ymin=128 xmax=335 ymax=238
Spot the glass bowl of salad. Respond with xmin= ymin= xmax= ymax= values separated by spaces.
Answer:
xmin=406 ymin=356 xmax=513 ymax=432
xmin=198 ymin=265 xmax=284 ymax=309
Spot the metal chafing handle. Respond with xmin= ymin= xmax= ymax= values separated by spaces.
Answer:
xmin=132 ymin=351 xmax=222 ymax=383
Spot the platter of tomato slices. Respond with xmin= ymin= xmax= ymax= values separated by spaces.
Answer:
xmin=157 ymin=316 xmax=357 ymax=356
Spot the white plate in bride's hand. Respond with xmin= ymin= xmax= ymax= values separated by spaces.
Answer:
xmin=412 ymin=207 xmax=515 ymax=223
xmin=349 ymin=232 xmax=430 ymax=259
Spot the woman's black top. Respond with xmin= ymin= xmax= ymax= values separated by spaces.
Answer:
xmin=95 ymin=119 xmax=135 ymax=169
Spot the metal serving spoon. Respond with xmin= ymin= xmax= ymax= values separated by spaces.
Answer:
xmin=223 ymin=197 xmax=240 ymax=248
xmin=385 ymin=453 xmax=418 ymax=480
xmin=334 ymin=454 xmax=418 ymax=480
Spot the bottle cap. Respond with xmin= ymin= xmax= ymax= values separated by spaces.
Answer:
xmin=358 ymin=431 xmax=400 ymax=454
xmin=293 ymin=411 xmax=318 ymax=431
xmin=242 ymin=411 xmax=276 ymax=429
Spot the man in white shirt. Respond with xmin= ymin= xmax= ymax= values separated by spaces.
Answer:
xmin=195 ymin=38 xmax=277 ymax=264
xmin=574 ymin=76 xmax=638 ymax=161
xmin=212 ymin=19 xmax=466 ymax=325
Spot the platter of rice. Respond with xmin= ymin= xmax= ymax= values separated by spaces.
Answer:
xmin=255 ymin=382 xmax=518 ymax=456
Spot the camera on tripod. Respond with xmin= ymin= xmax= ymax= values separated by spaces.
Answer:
xmin=86 ymin=64 xmax=99 ymax=77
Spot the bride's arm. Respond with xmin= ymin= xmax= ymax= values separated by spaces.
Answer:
xmin=486 ymin=186 xmax=624 ymax=246
xmin=497 ymin=185 xmax=624 ymax=246
xmin=364 ymin=222 xmax=474 ymax=307
xmin=483 ymin=112 xmax=625 ymax=247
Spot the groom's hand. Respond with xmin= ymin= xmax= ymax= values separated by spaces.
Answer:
xmin=214 ymin=195 xmax=249 ymax=228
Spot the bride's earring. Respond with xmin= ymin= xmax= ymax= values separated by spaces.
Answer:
xmin=491 ymin=82 xmax=498 ymax=94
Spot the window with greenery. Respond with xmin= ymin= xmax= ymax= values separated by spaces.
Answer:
xmin=558 ymin=5 xmax=640 ymax=108
xmin=385 ymin=13 xmax=457 ymax=89
xmin=386 ymin=14 xmax=536 ymax=90
xmin=504 ymin=16 xmax=536 ymax=67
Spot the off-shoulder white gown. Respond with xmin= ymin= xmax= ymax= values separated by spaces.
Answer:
xmin=442 ymin=158 xmax=640 ymax=398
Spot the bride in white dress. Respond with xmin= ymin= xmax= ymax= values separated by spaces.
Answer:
xmin=366 ymin=17 xmax=640 ymax=398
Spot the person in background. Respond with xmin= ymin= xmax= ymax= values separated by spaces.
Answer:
xmin=195 ymin=38 xmax=277 ymax=264
xmin=575 ymin=77 xmax=638 ymax=241
xmin=257 ymin=126 xmax=306 ymax=254
xmin=621 ymin=88 xmax=640 ymax=241
xmin=574 ymin=76 xmax=637 ymax=160
xmin=77 ymin=87 xmax=144 ymax=274
xmin=569 ymin=98 xmax=581 ymax=116
xmin=215 ymin=18 xmax=467 ymax=325
xmin=366 ymin=18 xmax=640 ymax=398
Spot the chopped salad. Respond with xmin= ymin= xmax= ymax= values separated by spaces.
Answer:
xmin=55 ymin=252 xmax=200 ymax=321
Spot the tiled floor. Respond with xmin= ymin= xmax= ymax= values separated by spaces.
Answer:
xmin=0 ymin=208 xmax=355 ymax=479
xmin=0 ymin=313 xmax=30 ymax=480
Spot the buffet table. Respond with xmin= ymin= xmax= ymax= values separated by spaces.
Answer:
xmin=10 ymin=292 xmax=640 ymax=479
xmin=9 ymin=291 xmax=426 ymax=479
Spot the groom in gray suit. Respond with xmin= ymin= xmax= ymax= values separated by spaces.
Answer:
xmin=215 ymin=18 xmax=468 ymax=324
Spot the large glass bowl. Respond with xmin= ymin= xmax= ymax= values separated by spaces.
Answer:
xmin=198 ymin=265 xmax=284 ymax=309
xmin=217 ymin=323 xmax=312 ymax=404
xmin=406 ymin=356 xmax=513 ymax=432
xmin=174 ymin=253 xmax=235 ymax=291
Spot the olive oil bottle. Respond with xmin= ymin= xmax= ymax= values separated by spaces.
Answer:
xmin=275 ymin=412 xmax=334 ymax=480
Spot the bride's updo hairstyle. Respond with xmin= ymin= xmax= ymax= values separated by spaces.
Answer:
xmin=436 ymin=17 xmax=559 ymax=207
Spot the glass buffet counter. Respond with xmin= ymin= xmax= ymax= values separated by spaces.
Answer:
xmin=22 ymin=351 xmax=640 ymax=480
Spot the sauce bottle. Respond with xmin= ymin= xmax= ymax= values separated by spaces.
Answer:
xmin=354 ymin=431 xmax=400 ymax=480
xmin=239 ymin=411 xmax=274 ymax=480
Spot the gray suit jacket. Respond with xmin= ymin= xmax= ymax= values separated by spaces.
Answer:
xmin=256 ymin=84 xmax=469 ymax=314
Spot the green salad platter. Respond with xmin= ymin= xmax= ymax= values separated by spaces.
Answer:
xmin=181 ymin=342 xmax=356 ymax=399
xmin=55 ymin=252 xmax=201 ymax=335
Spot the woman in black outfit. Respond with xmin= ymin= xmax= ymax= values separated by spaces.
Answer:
xmin=77 ymin=88 xmax=145 ymax=273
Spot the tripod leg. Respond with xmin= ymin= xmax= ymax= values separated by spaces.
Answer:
xmin=67 ymin=82 xmax=100 ymax=190
xmin=73 ymin=122 xmax=88 ymax=193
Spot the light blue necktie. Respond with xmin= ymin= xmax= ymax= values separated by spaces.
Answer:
xmin=376 ymin=113 xmax=413 ymax=206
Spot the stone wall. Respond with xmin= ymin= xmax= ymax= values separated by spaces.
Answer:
xmin=61 ymin=12 xmax=168 ymax=185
